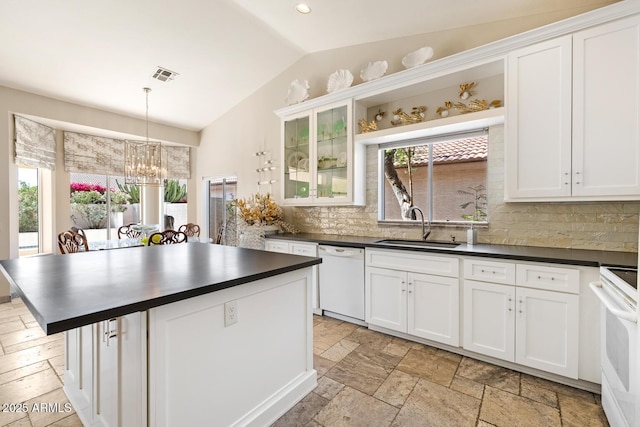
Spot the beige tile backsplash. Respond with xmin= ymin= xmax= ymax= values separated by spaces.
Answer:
xmin=287 ymin=125 xmax=639 ymax=252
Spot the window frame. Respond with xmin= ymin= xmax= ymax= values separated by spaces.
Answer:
xmin=377 ymin=128 xmax=489 ymax=226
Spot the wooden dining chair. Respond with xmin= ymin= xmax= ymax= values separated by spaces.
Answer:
xmin=58 ymin=230 xmax=89 ymax=254
xmin=70 ymin=226 xmax=87 ymax=239
xmin=146 ymin=230 xmax=188 ymax=246
xmin=178 ymin=223 xmax=201 ymax=237
xmin=118 ymin=224 xmax=142 ymax=239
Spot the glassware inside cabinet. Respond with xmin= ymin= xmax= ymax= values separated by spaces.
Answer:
xmin=316 ymin=106 xmax=347 ymax=141
xmin=315 ymin=104 xmax=349 ymax=199
xmin=284 ymin=116 xmax=310 ymax=199
xmin=317 ymin=166 xmax=348 ymax=198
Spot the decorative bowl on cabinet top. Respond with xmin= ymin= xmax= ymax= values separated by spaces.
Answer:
xmin=327 ymin=69 xmax=354 ymax=93
xmin=360 ymin=60 xmax=388 ymax=82
xmin=402 ymin=47 xmax=434 ymax=69
xmin=286 ymin=79 xmax=310 ymax=105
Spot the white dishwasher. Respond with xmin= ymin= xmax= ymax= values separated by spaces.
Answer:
xmin=318 ymin=245 xmax=366 ymax=325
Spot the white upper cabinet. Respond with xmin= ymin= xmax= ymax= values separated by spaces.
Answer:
xmin=506 ymin=15 xmax=640 ymax=201
xmin=506 ymin=36 xmax=573 ymax=199
xmin=572 ymin=16 xmax=640 ymax=198
xmin=280 ymin=100 xmax=365 ymax=206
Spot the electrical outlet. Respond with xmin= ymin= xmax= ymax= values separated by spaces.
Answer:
xmin=224 ymin=300 xmax=238 ymax=326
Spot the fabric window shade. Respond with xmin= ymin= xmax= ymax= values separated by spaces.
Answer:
xmin=64 ymin=132 xmax=124 ymax=176
xmin=166 ymin=146 xmax=190 ymax=179
xmin=14 ymin=115 xmax=56 ymax=170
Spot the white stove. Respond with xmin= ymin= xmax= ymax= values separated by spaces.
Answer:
xmin=592 ymin=266 xmax=638 ymax=427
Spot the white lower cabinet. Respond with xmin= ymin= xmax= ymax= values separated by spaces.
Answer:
xmin=462 ymin=259 xmax=579 ymax=379
xmin=514 ymin=286 xmax=579 ymax=377
xmin=265 ymin=239 xmax=320 ymax=314
xmin=408 ymin=272 xmax=459 ymax=346
xmin=367 ymin=267 xmax=407 ymax=332
xmin=463 ymin=280 xmax=515 ymax=361
xmin=366 ymin=249 xmax=460 ymax=347
xmin=64 ymin=312 xmax=146 ymax=427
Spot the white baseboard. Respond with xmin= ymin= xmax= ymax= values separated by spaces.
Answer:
xmin=237 ymin=370 xmax=318 ymax=427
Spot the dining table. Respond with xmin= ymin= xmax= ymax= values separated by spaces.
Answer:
xmin=88 ymin=236 xmax=204 ymax=251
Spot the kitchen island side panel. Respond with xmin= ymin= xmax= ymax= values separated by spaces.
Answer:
xmin=148 ymin=267 xmax=316 ymax=427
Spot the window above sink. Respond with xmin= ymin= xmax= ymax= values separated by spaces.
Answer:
xmin=376 ymin=129 xmax=490 ymax=226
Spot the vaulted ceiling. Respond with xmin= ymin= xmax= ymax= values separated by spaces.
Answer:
xmin=0 ymin=0 xmax=618 ymax=131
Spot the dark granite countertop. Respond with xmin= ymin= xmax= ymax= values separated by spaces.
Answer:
xmin=268 ymin=233 xmax=638 ymax=268
xmin=0 ymin=243 xmax=320 ymax=335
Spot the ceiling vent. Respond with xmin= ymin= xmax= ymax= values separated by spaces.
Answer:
xmin=151 ymin=67 xmax=179 ymax=82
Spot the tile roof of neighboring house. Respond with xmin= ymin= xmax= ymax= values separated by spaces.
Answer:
xmin=394 ymin=136 xmax=488 ymax=166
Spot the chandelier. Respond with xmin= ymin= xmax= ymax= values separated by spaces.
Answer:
xmin=124 ymin=87 xmax=167 ymax=186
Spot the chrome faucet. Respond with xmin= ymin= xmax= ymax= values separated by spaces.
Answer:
xmin=409 ymin=206 xmax=431 ymax=241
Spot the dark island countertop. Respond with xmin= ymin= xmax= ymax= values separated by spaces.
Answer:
xmin=267 ymin=233 xmax=638 ymax=268
xmin=0 ymin=243 xmax=321 ymax=335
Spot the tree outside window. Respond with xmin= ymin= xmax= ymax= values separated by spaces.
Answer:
xmin=380 ymin=133 xmax=488 ymax=224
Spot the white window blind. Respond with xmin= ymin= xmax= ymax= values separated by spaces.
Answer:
xmin=166 ymin=146 xmax=190 ymax=179
xmin=65 ymin=131 xmax=190 ymax=179
xmin=64 ymin=132 xmax=124 ymax=176
xmin=14 ymin=115 xmax=56 ymax=170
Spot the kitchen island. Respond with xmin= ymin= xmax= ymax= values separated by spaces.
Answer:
xmin=0 ymin=243 xmax=321 ymax=426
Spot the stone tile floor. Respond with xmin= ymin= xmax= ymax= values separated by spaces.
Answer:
xmin=0 ymin=298 xmax=608 ymax=426
xmin=273 ymin=315 xmax=609 ymax=427
xmin=0 ymin=298 xmax=81 ymax=426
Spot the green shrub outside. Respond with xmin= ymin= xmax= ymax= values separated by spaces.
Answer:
xmin=18 ymin=181 xmax=38 ymax=232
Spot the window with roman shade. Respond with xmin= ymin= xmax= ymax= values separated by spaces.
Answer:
xmin=166 ymin=146 xmax=190 ymax=179
xmin=64 ymin=132 xmax=124 ymax=175
xmin=64 ymin=132 xmax=190 ymax=179
xmin=14 ymin=115 xmax=56 ymax=170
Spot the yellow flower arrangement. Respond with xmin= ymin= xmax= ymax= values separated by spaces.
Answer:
xmin=235 ymin=193 xmax=297 ymax=233
xmin=235 ymin=193 xmax=283 ymax=225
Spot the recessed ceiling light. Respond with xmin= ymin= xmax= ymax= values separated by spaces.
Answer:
xmin=295 ymin=3 xmax=311 ymax=14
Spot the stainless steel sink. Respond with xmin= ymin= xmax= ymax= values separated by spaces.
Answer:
xmin=374 ymin=239 xmax=460 ymax=248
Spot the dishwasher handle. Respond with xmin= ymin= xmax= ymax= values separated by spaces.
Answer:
xmin=318 ymin=245 xmax=362 ymax=258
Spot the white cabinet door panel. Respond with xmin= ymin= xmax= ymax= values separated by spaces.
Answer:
xmin=95 ymin=319 xmax=119 ymax=427
xmin=572 ymin=16 xmax=640 ymax=197
xmin=366 ymin=267 xmax=407 ymax=332
xmin=64 ymin=325 xmax=95 ymax=426
xmin=463 ymin=280 xmax=515 ymax=361
xmin=408 ymin=273 xmax=459 ymax=346
xmin=515 ymin=287 xmax=579 ymax=378
xmin=506 ymin=35 xmax=572 ymax=199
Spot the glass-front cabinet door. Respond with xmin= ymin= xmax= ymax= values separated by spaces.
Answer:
xmin=283 ymin=113 xmax=311 ymax=202
xmin=281 ymin=100 xmax=356 ymax=206
xmin=315 ymin=103 xmax=349 ymax=202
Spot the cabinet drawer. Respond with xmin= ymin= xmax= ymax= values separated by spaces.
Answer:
xmin=516 ymin=264 xmax=579 ymax=294
xmin=291 ymin=243 xmax=317 ymax=257
xmin=366 ymin=249 xmax=459 ymax=277
xmin=464 ymin=259 xmax=516 ymax=285
xmin=264 ymin=241 xmax=290 ymax=254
